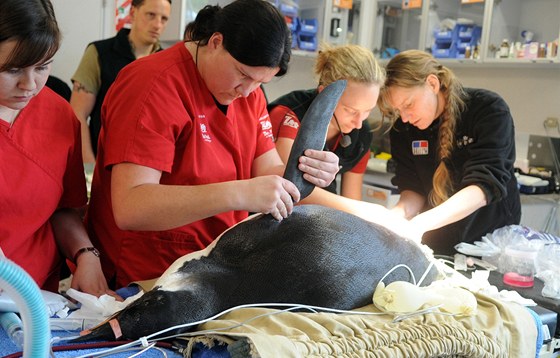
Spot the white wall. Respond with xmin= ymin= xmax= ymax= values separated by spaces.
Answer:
xmin=50 ymin=0 xmax=114 ymax=87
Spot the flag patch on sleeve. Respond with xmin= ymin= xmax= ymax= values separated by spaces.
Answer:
xmin=412 ymin=140 xmax=429 ymax=155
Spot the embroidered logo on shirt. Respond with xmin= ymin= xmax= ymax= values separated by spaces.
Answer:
xmin=260 ymin=120 xmax=272 ymax=131
xmin=282 ymin=114 xmax=299 ymax=130
xmin=412 ymin=140 xmax=429 ymax=155
xmin=200 ymin=123 xmax=211 ymax=143
xmin=456 ymin=135 xmax=474 ymax=149
xmin=259 ymin=115 xmax=274 ymax=140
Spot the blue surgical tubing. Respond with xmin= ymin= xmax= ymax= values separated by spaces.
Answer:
xmin=0 ymin=257 xmax=50 ymax=357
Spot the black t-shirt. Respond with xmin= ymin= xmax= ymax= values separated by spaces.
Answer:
xmin=390 ymin=88 xmax=521 ymax=255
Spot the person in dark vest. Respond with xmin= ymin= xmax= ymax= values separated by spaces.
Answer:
xmin=70 ymin=0 xmax=171 ymax=164
xmin=268 ymin=44 xmax=385 ymax=200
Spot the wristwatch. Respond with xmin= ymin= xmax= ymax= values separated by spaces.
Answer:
xmin=73 ymin=246 xmax=100 ymax=264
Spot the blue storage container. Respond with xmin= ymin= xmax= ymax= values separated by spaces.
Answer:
xmin=297 ymin=32 xmax=317 ymax=51
xmin=432 ymin=27 xmax=456 ymax=58
xmin=298 ymin=18 xmax=318 ymax=35
xmin=285 ymin=15 xmax=298 ymax=32
xmin=268 ymin=0 xmax=299 ymax=17
xmin=454 ymin=25 xmax=481 ymax=58
xmin=433 ymin=28 xmax=455 ymax=44
xmin=279 ymin=1 xmax=298 ymax=17
xmin=432 ymin=45 xmax=456 ymax=58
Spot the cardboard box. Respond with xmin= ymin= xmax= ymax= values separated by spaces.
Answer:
xmin=362 ymin=184 xmax=400 ymax=208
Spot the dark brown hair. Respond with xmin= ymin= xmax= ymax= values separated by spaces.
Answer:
xmin=184 ymin=0 xmax=291 ymax=76
xmin=0 ymin=0 xmax=60 ymax=72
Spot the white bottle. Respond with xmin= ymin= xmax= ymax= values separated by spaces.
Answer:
xmin=508 ymin=42 xmax=515 ymax=58
xmin=0 ymin=312 xmax=24 ymax=349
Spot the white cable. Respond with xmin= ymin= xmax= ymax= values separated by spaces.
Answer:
xmin=73 ymin=302 xmax=386 ymax=358
xmin=128 ymin=343 xmax=158 ymax=358
xmin=147 ymin=301 xmax=387 ymax=342
xmin=76 ymin=261 xmax=440 ymax=357
xmin=416 ymin=260 xmax=436 ymax=287
xmin=153 ymin=302 xmax=389 ymax=343
xmin=377 ymin=263 xmax=416 ymax=286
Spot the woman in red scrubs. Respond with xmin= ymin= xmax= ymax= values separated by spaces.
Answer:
xmin=86 ymin=0 xmax=342 ymax=288
xmin=0 ymin=0 xmax=113 ymax=297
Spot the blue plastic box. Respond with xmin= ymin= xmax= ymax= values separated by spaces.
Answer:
xmin=298 ymin=18 xmax=318 ymax=35
xmin=297 ymin=33 xmax=317 ymax=51
xmin=285 ymin=16 xmax=298 ymax=32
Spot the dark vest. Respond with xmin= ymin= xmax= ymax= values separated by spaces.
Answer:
xmin=269 ymin=89 xmax=373 ymax=194
xmin=89 ymin=28 xmax=157 ymax=155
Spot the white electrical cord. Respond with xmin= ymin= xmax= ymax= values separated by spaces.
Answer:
xmin=74 ymin=261 xmax=441 ymax=358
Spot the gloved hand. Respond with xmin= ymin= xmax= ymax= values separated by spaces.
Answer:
xmin=454 ymin=237 xmax=501 ymax=257
xmin=65 ymin=288 xmax=143 ymax=319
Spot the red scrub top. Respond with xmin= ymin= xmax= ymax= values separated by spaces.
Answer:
xmin=86 ymin=42 xmax=276 ymax=288
xmin=0 ymin=88 xmax=87 ymax=291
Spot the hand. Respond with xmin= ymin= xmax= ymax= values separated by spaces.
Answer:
xmin=298 ymin=149 xmax=339 ymax=188
xmin=386 ymin=216 xmax=424 ymax=244
xmin=244 ymin=175 xmax=300 ymax=221
xmin=358 ymin=203 xmax=424 ymax=243
xmin=71 ymin=254 xmax=122 ymax=301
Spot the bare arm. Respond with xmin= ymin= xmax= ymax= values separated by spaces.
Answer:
xmin=340 ymin=171 xmax=364 ymax=200
xmin=409 ymin=184 xmax=487 ymax=233
xmin=50 ymin=208 xmax=117 ymax=298
xmin=111 ymin=151 xmax=300 ymax=230
xmin=274 ymin=137 xmax=293 ymax=167
xmin=268 ymin=138 xmax=419 ymax=237
xmin=70 ymin=81 xmax=96 ymax=164
xmin=391 ymin=190 xmax=427 ymax=219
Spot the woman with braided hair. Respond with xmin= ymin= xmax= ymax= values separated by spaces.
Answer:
xmin=377 ymin=50 xmax=520 ymax=255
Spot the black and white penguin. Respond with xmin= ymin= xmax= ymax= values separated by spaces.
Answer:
xmin=76 ymin=80 xmax=438 ymax=342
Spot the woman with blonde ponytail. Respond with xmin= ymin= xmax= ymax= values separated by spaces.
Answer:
xmin=269 ymin=43 xmax=385 ymax=200
xmin=378 ymin=50 xmax=520 ymax=255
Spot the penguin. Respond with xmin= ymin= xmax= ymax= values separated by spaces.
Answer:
xmin=75 ymin=80 xmax=438 ymax=342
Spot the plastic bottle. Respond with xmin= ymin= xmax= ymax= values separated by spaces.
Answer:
xmin=538 ymin=43 xmax=546 ymax=58
xmin=499 ymin=39 xmax=510 ymax=58
xmin=508 ymin=42 xmax=515 ymax=58
xmin=0 ymin=312 xmax=24 ymax=349
xmin=464 ymin=45 xmax=471 ymax=59
xmin=472 ymin=43 xmax=480 ymax=59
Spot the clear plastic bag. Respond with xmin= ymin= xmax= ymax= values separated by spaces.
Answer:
xmin=535 ymin=243 xmax=560 ymax=299
xmin=456 ymin=225 xmax=560 ymax=297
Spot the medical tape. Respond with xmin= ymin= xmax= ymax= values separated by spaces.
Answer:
xmin=109 ymin=318 xmax=123 ymax=340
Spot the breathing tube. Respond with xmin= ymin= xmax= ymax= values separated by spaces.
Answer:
xmin=0 ymin=257 xmax=50 ymax=357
